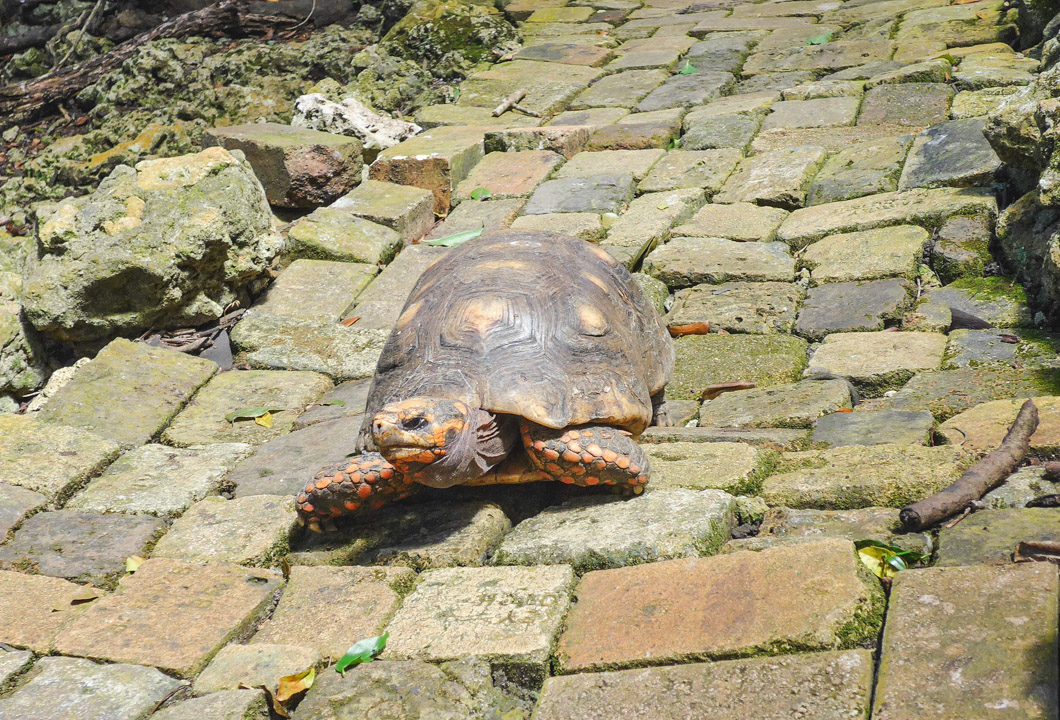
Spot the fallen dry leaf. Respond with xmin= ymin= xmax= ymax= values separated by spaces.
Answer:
xmin=341 ymin=316 xmax=361 ymax=327
xmin=668 ymin=322 xmax=710 ymax=337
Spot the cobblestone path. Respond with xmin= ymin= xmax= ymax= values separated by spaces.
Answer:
xmin=3 ymin=0 xmax=1060 ymax=717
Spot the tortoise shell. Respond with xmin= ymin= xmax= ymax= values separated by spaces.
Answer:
xmin=358 ymin=231 xmax=675 ymax=448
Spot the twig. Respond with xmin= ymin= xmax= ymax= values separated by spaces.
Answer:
xmin=492 ymin=89 xmax=527 ymax=117
xmin=55 ymin=0 xmax=105 ymax=71
xmin=900 ymin=399 xmax=1039 ymax=531
xmin=701 ymin=380 xmax=754 ymax=402
xmin=512 ymin=103 xmax=542 ymax=117
xmin=290 ymin=0 xmax=316 ymax=29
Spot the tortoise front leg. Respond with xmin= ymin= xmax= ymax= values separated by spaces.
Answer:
xmin=296 ymin=452 xmax=419 ymax=532
xmin=521 ymin=422 xmax=650 ymax=493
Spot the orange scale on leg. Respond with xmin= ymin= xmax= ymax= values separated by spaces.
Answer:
xmin=559 ymin=476 xmax=574 ymax=484
xmin=344 ymin=501 xmax=360 ymax=511
xmin=297 ymin=494 xmax=307 ymax=503
xmin=629 ymin=465 xmax=642 ymax=475
xmin=533 ymin=440 xmax=546 ymax=452
xmin=543 ymin=448 xmax=560 ymax=461
xmin=301 ymin=503 xmax=314 ymax=513
xmin=586 ymin=444 xmax=603 ymax=457
xmin=357 ymin=485 xmax=373 ymax=499
xmin=571 ymin=465 xmax=586 ymax=476
xmin=615 ymin=456 xmax=631 ymax=469
xmin=545 ymin=462 xmax=563 ymax=475
xmin=379 ymin=469 xmax=393 ymax=480
xmin=581 ymin=453 xmax=594 ymax=465
xmin=568 ymin=441 xmax=582 ymax=454
xmin=593 ymin=459 xmax=606 ymax=471
xmin=314 ymin=477 xmax=332 ymax=490
xmin=602 ymin=449 xmax=618 ymax=463
xmin=584 ymin=476 xmax=600 ymax=486
xmin=568 ymin=430 xmax=581 ymax=440
xmin=562 ymin=450 xmax=580 ymax=464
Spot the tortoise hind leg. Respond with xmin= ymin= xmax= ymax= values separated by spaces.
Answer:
xmin=297 ymin=452 xmax=419 ymax=532
xmin=521 ymin=422 xmax=650 ymax=493
xmin=651 ymin=389 xmax=672 ymax=427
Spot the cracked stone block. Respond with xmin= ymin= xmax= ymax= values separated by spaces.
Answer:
xmin=858 ymin=83 xmax=954 ymax=127
xmin=549 ymin=108 xmax=630 ymax=127
xmin=802 ymin=225 xmax=928 ymax=284
xmin=331 ymin=180 xmax=435 ymax=243
xmin=0 ymin=483 xmax=46 ymax=538
xmin=682 ymin=111 xmax=763 ymax=152
xmin=0 ymin=510 xmax=164 ymax=587
xmin=671 ymin=333 xmax=808 ymax=400
xmin=152 ymin=690 xmax=269 ymax=720
xmin=600 ymin=188 xmax=703 ymax=267
xmin=152 ymin=494 xmax=299 ymax=566
xmin=252 ymin=565 xmax=412 ymax=661
xmin=555 ymin=539 xmax=882 ymax=672
xmin=54 ymin=558 xmax=282 ymax=677
xmin=0 ymin=415 xmax=119 ymax=501
xmin=369 ymin=126 xmax=485 ymax=215
xmin=510 ymin=212 xmax=604 ymax=240
xmin=795 ymin=279 xmax=914 ymax=339
xmin=762 ymin=97 xmax=861 ymax=130
xmin=286 ymin=208 xmax=402 ymax=266
xmin=494 ymin=490 xmax=736 ymax=572
xmin=344 ymin=245 xmax=448 ymax=331
xmin=383 ymin=565 xmax=575 ymax=686
xmin=194 ymin=643 xmax=322 ymax=694
xmin=674 ymin=201 xmax=789 ymax=241
xmin=454 ymin=150 xmax=563 ymax=204
xmin=699 ymin=378 xmax=853 ymax=429
xmin=808 ymin=331 xmax=947 ymax=395
xmin=715 ymin=145 xmax=827 ymax=208
xmin=806 ymin=135 xmax=912 ymax=206
xmin=0 ymin=656 xmax=181 ymax=720
xmin=161 ymin=369 xmax=333 ymax=447
xmin=762 ymin=444 xmax=970 ymax=509
xmin=0 ymin=571 xmax=94 ymax=652
xmin=936 ymin=507 xmax=1060 ymax=567
xmin=782 ymin=80 xmax=865 ymax=101
xmin=484 ymin=125 xmax=592 ymax=159
xmin=644 ymin=442 xmax=777 ymax=495
xmin=864 ymin=58 xmax=951 ymax=87
xmin=938 ymin=397 xmax=1060 ymax=456
xmin=811 ymin=409 xmax=934 ymax=447
xmin=252 ymin=259 xmax=376 ymax=322
xmin=35 ymin=338 xmax=217 ymax=450
xmin=635 ymin=71 xmax=735 ymax=112
xmin=666 ymin=281 xmax=804 ymax=334
xmin=536 ymin=650 xmax=873 ymax=720
xmin=644 ymin=237 xmax=796 ymax=289
xmin=586 ymin=118 xmax=679 ymax=150
xmin=874 ymin=563 xmax=1057 ymax=720
xmin=898 ymin=117 xmax=1001 ymax=190
xmin=638 ymin=148 xmax=742 ymax=194
xmin=952 ymin=52 xmax=1037 ymax=90
xmin=523 ymin=174 xmax=635 ymax=214
xmin=556 ymin=149 xmax=665 ymax=180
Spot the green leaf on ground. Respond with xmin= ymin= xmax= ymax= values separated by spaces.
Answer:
xmin=425 ymin=227 xmax=484 ymax=247
xmin=470 ymin=187 xmax=492 ymax=200
xmin=677 ymin=60 xmax=697 ymax=75
xmin=336 ymin=632 xmax=389 ymax=675
xmin=668 ymin=137 xmax=680 ymax=150
xmin=854 ymin=539 xmax=928 ymax=578
xmin=806 ymin=32 xmax=833 ymax=44
xmin=322 ymin=399 xmax=346 ymax=407
xmin=225 ymin=407 xmax=286 ymax=423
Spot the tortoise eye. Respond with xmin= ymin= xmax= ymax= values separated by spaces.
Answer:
xmin=402 ymin=416 xmax=428 ymax=431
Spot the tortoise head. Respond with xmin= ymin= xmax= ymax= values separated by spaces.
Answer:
xmin=372 ymin=398 xmax=512 ymax=488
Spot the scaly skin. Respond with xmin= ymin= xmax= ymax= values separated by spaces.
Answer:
xmin=521 ymin=422 xmax=649 ymax=493
xmin=296 ymin=452 xmax=418 ymax=531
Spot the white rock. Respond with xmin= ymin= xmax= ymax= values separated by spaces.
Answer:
xmin=292 ymin=93 xmax=421 ymax=151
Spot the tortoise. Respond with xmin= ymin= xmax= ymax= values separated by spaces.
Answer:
xmin=296 ymin=231 xmax=675 ymax=529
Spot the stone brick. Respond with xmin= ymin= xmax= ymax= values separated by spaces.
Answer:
xmin=510 ymin=212 xmax=605 ymax=240
xmin=671 ymin=333 xmax=808 ymax=400
xmin=644 ymin=441 xmax=777 ymax=494
xmin=527 ymin=6 xmax=594 ymax=22
xmin=344 ymin=244 xmax=448 ymax=330
xmin=369 ymin=126 xmax=485 ymax=214
xmin=549 ymin=108 xmax=630 ymax=127
xmin=36 ymin=338 xmax=217 ymax=450
xmin=802 ymin=225 xmax=928 ymax=283
xmin=0 ymin=483 xmax=46 ymax=538
xmin=331 ymin=180 xmax=435 ymax=243
xmin=204 ymin=122 xmax=363 ymax=208
xmin=808 ymin=331 xmax=948 ymax=395
xmin=54 ymin=558 xmax=282 ymax=677
xmin=893 ymin=0 xmax=1017 ymax=48
xmin=932 ymin=211 xmax=993 ymax=282
xmin=745 ymin=39 xmax=895 ymax=78
xmin=715 ymin=145 xmax=826 ymax=208
xmin=0 ymin=415 xmax=119 ymax=501
xmin=152 ymin=690 xmax=269 ymax=720
xmin=635 ymin=71 xmax=735 ymax=112
xmin=570 ymin=69 xmax=670 ymax=109
xmin=161 ymin=369 xmax=333 ymax=447
xmin=666 ymin=281 xmax=804 ymax=334
xmin=252 ymin=259 xmax=376 ymax=322
xmin=874 ymin=563 xmax=1057 ymax=720
xmin=453 ymin=150 xmax=563 ymax=203
xmin=426 ymin=197 xmax=525 ymax=240
xmin=806 ymin=135 xmax=913 ymax=206
xmin=938 ymin=397 xmax=1060 ymax=456
xmin=555 ymin=539 xmax=882 ymax=672
xmin=252 ymin=565 xmax=412 ymax=661
xmin=414 ymin=103 xmax=541 ymax=128
xmin=782 ymin=79 xmax=866 ymax=100
xmin=762 ymin=97 xmax=861 ymax=130
xmin=638 ymin=148 xmax=741 ymax=194
xmin=812 ymin=409 xmax=934 ymax=447
xmin=194 ymin=643 xmax=322 ymax=694
xmin=899 ymin=117 xmax=1001 ymax=190
xmin=514 ymin=41 xmax=613 ymax=66
xmin=585 ymin=118 xmax=678 ymax=150
xmin=692 ymin=16 xmax=818 ymax=32
xmin=0 ymin=648 xmax=30 ymax=685
xmin=556 ymin=148 xmax=665 ymax=180
xmin=936 ymin=508 xmax=1060 ymax=566
xmin=0 ymin=571 xmax=94 ymax=652
xmin=285 ymin=208 xmax=402 ymax=266
xmin=600 ymin=188 xmax=703 ymax=267
xmin=484 ymin=125 xmax=592 ymax=159
xmin=523 ymin=174 xmax=635 ymax=214
xmin=605 ymin=48 xmax=681 ymax=71
xmin=877 ymin=366 xmax=1060 ymax=422
xmin=674 ymin=201 xmax=789 ymax=241
xmin=930 ymin=276 xmax=1033 ymax=327
xmin=459 ymin=61 xmax=602 ymax=117
xmin=795 ymin=279 xmax=914 ymax=339
xmin=858 ymin=83 xmax=954 ymax=126
xmin=700 ymin=378 xmax=853 ymax=428
xmin=951 ymin=86 xmax=1021 ymax=119
xmin=641 ymin=426 xmax=811 ymax=451
xmin=755 ymin=506 xmax=931 ymax=553
xmin=644 ymin=237 xmax=796 ymax=288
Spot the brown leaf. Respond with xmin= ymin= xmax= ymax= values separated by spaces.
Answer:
xmin=74 ymin=116 xmax=89 ymax=126
xmin=701 ymin=380 xmax=755 ymax=402
xmin=667 ymin=322 xmax=710 ymax=337
xmin=276 ymin=667 xmax=315 ymax=704
xmin=1000 ymin=333 xmax=1020 ymax=344
xmin=340 ymin=316 xmax=361 ymax=327
xmin=716 ymin=328 xmax=730 ymax=335
xmin=834 ymin=408 xmax=853 ymax=413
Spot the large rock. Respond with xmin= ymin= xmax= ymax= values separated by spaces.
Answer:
xmin=21 ymin=148 xmax=283 ymax=343
xmin=0 ymin=273 xmax=45 ymax=395
xmin=995 ymin=191 xmax=1060 ymax=320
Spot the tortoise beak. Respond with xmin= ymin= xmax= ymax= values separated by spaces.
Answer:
xmin=372 ymin=411 xmax=432 ymax=462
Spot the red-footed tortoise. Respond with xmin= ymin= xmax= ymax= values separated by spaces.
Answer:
xmin=296 ymin=231 xmax=675 ymax=530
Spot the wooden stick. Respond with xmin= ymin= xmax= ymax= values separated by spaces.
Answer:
xmin=491 ymin=89 xmax=527 ymax=117
xmin=900 ymin=399 xmax=1039 ymax=531
xmin=701 ymin=380 xmax=754 ymax=402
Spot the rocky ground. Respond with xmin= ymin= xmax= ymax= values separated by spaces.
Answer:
xmin=2 ymin=0 xmax=1060 ymax=717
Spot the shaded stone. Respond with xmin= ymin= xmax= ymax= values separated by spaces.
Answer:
xmin=252 ymin=565 xmax=412 ymax=661
xmin=638 ymin=148 xmax=741 ymax=194
xmin=203 ymin=123 xmax=363 ymax=208
xmin=514 ymin=41 xmax=613 ymax=66
xmin=0 ymin=415 xmax=119 ymax=501
xmin=0 ymin=483 xmax=46 ymax=538
xmin=635 ymin=71 xmax=736 ymax=112
xmin=674 ymin=201 xmax=788 ymax=241
xmin=812 ymin=409 xmax=934 ymax=447
xmin=930 ymin=276 xmax=1033 ymax=327
xmin=943 ymin=328 xmax=1059 ymax=369
xmin=808 ymin=331 xmax=947 ymax=395
xmin=953 ymin=52 xmax=1038 ymax=90
xmin=510 ymin=212 xmax=604 ymax=240
xmin=293 ymin=378 xmax=370 ymax=430
xmin=0 ymin=656 xmax=181 ymax=720
xmin=864 ymin=58 xmax=951 ymax=87
xmin=641 ymin=426 xmax=811 ymax=451
xmin=54 ymin=558 xmax=282 ymax=677
xmin=152 ymin=690 xmax=269 ymax=720
xmin=644 ymin=237 xmax=795 ymax=289
xmin=523 ymin=174 xmax=635 ymax=214
xmin=756 ymin=506 xmax=931 ymax=553
xmin=874 ymin=563 xmax=1057 ymax=720
xmin=383 ymin=565 xmax=575 ymax=686
xmin=344 ymin=245 xmax=448 ymax=330
xmin=585 ymin=119 xmax=679 ymax=150
xmin=369 ymin=126 xmax=486 ymax=214
xmin=483 ymin=125 xmax=592 ymax=159
xmin=644 ymin=441 xmax=778 ymax=494
xmin=194 ymin=643 xmax=321 ymax=694
xmin=666 ymin=281 xmax=804 ymax=334
xmin=331 ymin=180 xmax=435 ymax=243
xmin=745 ymin=40 xmax=896 ymax=77
xmin=36 ymin=338 xmax=216 ymax=450
xmin=556 ymin=148 xmax=665 ymax=180
xmin=682 ymin=112 xmax=763 ymax=152
xmin=671 ymin=333 xmax=808 ymax=400
xmin=858 ymin=83 xmax=954 ymax=126
xmin=795 ymin=279 xmax=913 ymax=339
xmin=806 ymin=135 xmax=912 ymax=206
xmin=699 ymin=378 xmax=853 ymax=428
xmin=494 ymin=490 xmax=735 ymax=572
xmin=979 ymin=465 xmax=1057 ymax=509
xmin=762 ymin=444 xmax=970 ymax=509
xmin=600 ymin=189 xmax=703 ymax=267
xmin=454 ymin=150 xmax=563 ymax=202
xmin=802 ymin=225 xmax=928 ymax=284
xmin=252 ymin=259 xmax=376 ymax=322
xmin=936 ymin=507 xmax=1060 ymax=566
xmin=762 ymin=97 xmax=861 ymax=130
xmin=536 ymin=650 xmax=873 ymax=720
xmin=0 ymin=510 xmax=164 ymax=587
xmin=570 ymin=69 xmax=670 ymax=109
xmin=426 ymin=198 xmax=525 ymax=240
xmin=938 ymin=396 xmax=1060 ymax=456
xmin=899 ymin=117 xmax=1001 ymax=190
xmin=286 ymin=209 xmax=402 ymax=267
xmin=878 ymin=366 xmax=1060 ymax=421
xmin=0 ymin=571 xmax=94 ymax=652
xmin=715 ymin=145 xmax=826 ymax=208
xmin=161 ymin=370 xmax=333 ymax=447
xmin=555 ymin=539 xmax=882 ymax=672
xmin=931 ymin=211 xmax=993 ymax=282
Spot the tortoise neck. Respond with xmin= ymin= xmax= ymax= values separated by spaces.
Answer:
xmin=419 ymin=409 xmax=517 ymax=488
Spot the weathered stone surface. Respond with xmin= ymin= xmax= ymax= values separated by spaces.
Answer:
xmin=756 ymin=506 xmax=931 ymax=553
xmin=666 ymin=281 xmax=804 ymax=334
xmin=808 ymin=331 xmax=947 ymax=395
xmin=523 ymin=174 xmax=635 ymax=214
xmin=0 ymin=415 xmax=119 ymax=501
xmin=638 ymin=148 xmax=741 ymax=194
xmin=0 ymin=656 xmax=181 ymax=720
xmin=953 ymin=52 xmax=1038 ymax=90
xmin=635 ymin=71 xmax=735 ymax=112
xmin=753 ymin=123 xmax=916 ymax=155
xmin=746 ymin=39 xmax=896 ymax=78
xmin=762 ymin=444 xmax=971 ymax=509
xmin=454 ymin=150 xmax=563 ymax=203
xmin=286 ymin=208 xmax=403 ymax=266
xmin=69 ymin=443 xmax=250 ymax=518
xmin=899 ymin=117 xmax=1001 ymax=190
xmin=699 ymin=379 xmax=853 ymax=429
xmin=930 ymin=276 xmax=1033 ymax=327
xmin=943 ymin=328 xmax=1059 ymax=370
xmin=0 ymin=510 xmax=163 ymax=587
xmin=484 ymin=125 xmax=591 ymax=159
xmin=252 ymin=259 xmax=376 ymax=322
xmin=683 ymin=110 xmax=763 ymax=152
xmin=54 ymin=558 xmax=281 ymax=677
xmin=152 ymin=494 xmax=298 ymax=566
xmin=671 ymin=333 xmax=808 ymax=400
xmin=555 ymin=539 xmax=882 ymax=672
xmin=557 ymin=148 xmax=665 ymax=180
xmin=291 ymin=378 xmax=369 ymax=430
xmin=515 ymin=41 xmax=612 ymax=66
xmin=951 ymin=86 xmax=1021 ymax=119
xmin=893 ymin=0 xmax=1018 ymax=48
xmin=162 ymin=369 xmax=333 ymax=447
xmin=194 ymin=643 xmax=321 ymax=694
xmin=510 ymin=212 xmax=604 ymax=240
xmin=536 ymin=649 xmax=874 ymax=720
xmin=938 ymin=396 xmax=1060 ymax=455
xmin=331 ymin=179 xmax=435 ymax=242
xmin=0 ymin=483 xmax=46 ymax=538
xmin=858 ymin=83 xmax=954 ymax=126
xmin=0 ymin=282 xmax=45 ymax=396
xmin=874 ymin=563 xmax=1057 ymax=720
xmin=641 ymin=426 xmax=811 ymax=451
xmin=864 ymin=58 xmax=951 ymax=87
xmin=936 ymin=507 xmax=1060 ymax=566
xmin=369 ymin=125 xmax=485 ymax=214
xmin=0 ymin=571 xmax=94 ymax=652
xmin=426 ymin=197 xmax=524 ymax=240
xmin=878 ymin=366 xmax=1060 ymax=421
xmin=762 ymin=97 xmax=861 ymax=129
xmin=344 ymin=245 xmax=448 ymax=330
xmin=415 ymin=103 xmax=540 ymax=128
xmin=152 ymin=690 xmax=269 ymax=720
xmin=605 ymin=48 xmax=681 ymax=71
xmin=692 ymin=16 xmax=818 ymax=33
xmin=802 ymin=225 xmax=928 ymax=284
xmin=586 ymin=117 xmax=679 ymax=150
xmin=674 ymin=201 xmax=789 ymax=241
xmin=0 ymin=648 xmax=31 ymax=685
xmin=978 ymin=465 xmax=1057 ymax=509
xmin=204 ymin=123 xmax=364 ymax=208
xmin=528 ymin=6 xmax=595 ymax=22
xmin=715 ymin=145 xmax=826 ymax=208
xmin=35 ymin=338 xmax=216 ymax=450
xmin=795 ymin=279 xmax=913 ymax=339
xmin=383 ymin=565 xmax=575 ymax=685
xmin=812 ymin=409 xmax=934 ymax=447
xmin=22 ymin=148 xmax=284 ymax=343
xmin=494 ymin=490 xmax=735 ymax=572
xmin=782 ymin=79 xmax=866 ymax=101
xmin=777 ymin=187 xmax=996 ymax=248
xmin=644 ymin=442 xmax=777 ymax=494
xmin=459 ymin=61 xmax=601 ymax=117
xmin=737 ymin=71 xmax=818 ymax=94
xmin=571 ymin=69 xmax=669 ymax=109
xmin=252 ymin=565 xmax=412 ymax=661
xmin=645 ymin=237 xmax=795 ymax=289
xmin=550 ymin=108 xmax=630 ymax=127
xmin=931 ymin=211 xmax=993 ymax=282
xmin=806 ymin=135 xmax=912 ymax=206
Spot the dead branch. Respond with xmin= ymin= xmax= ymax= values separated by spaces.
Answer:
xmin=701 ymin=380 xmax=755 ymax=402
xmin=1015 ymin=540 xmax=1060 ymax=565
xmin=492 ymin=89 xmax=526 ymax=117
xmin=900 ymin=399 xmax=1039 ymax=531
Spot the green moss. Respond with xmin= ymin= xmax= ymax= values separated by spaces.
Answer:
xmin=948 ymin=275 xmax=1029 ymax=305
